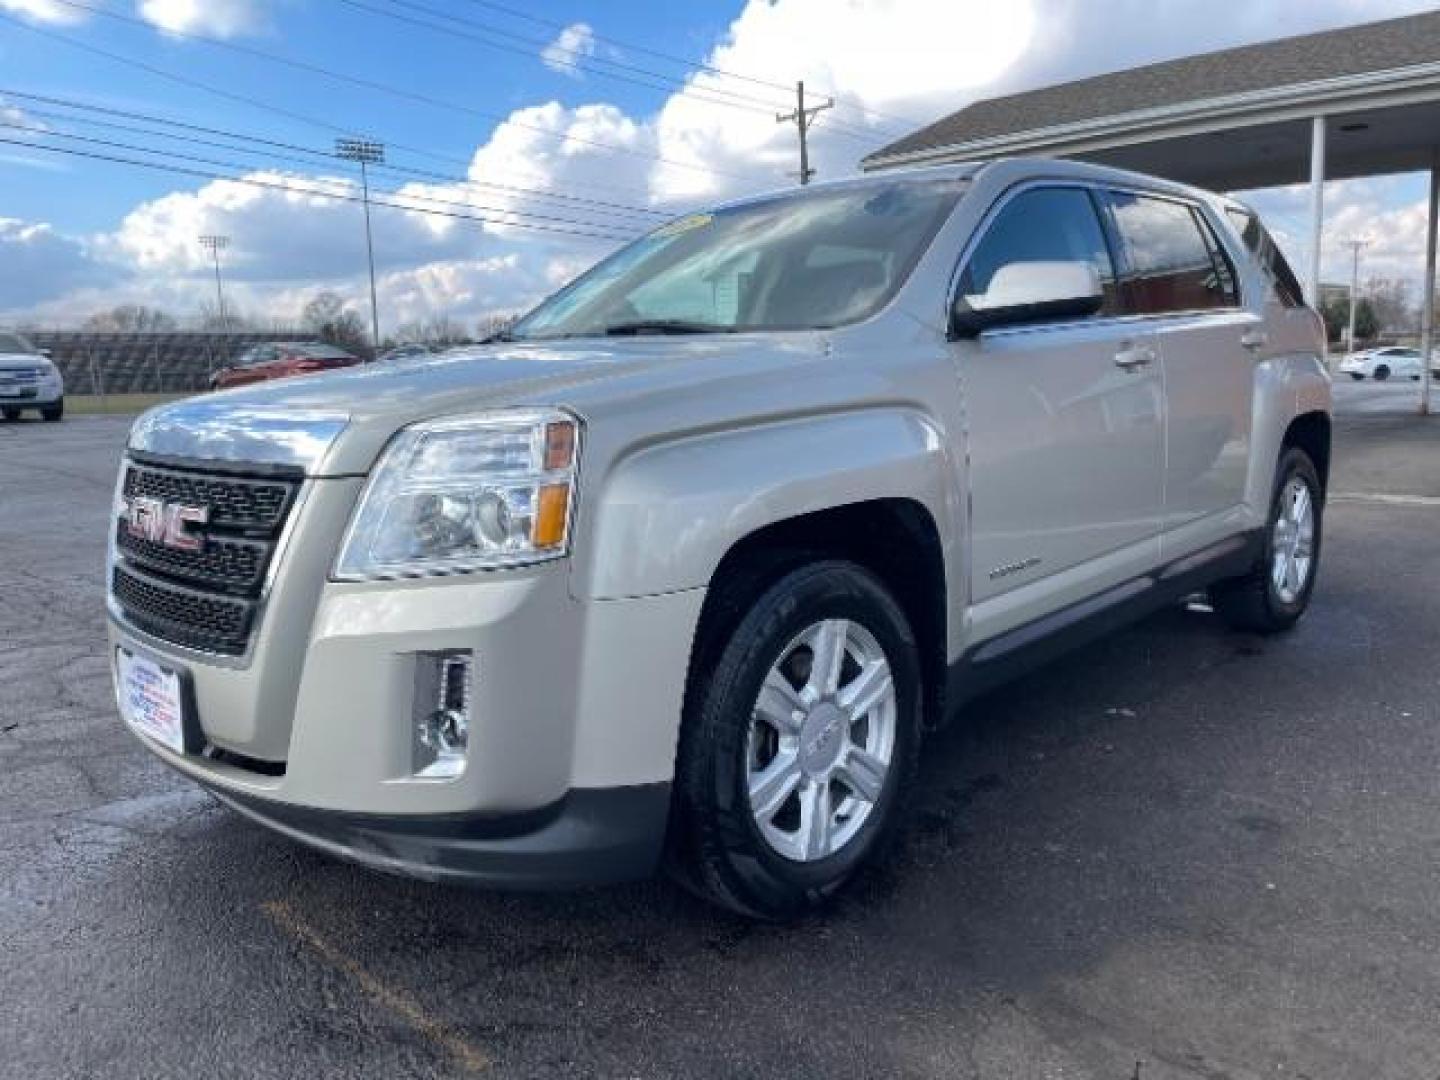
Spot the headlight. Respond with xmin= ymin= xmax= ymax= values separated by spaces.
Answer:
xmin=334 ymin=409 xmax=579 ymax=580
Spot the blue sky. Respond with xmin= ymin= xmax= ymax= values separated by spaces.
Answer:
xmin=0 ymin=1 xmax=728 ymax=228
xmin=1 ymin=0 xmax=1435 ymax=331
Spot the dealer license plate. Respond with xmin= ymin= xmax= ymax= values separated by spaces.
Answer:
xmin=116 ymin=647 xmax=187 ymax=753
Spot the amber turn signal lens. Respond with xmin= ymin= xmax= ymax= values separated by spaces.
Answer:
xmin=543 ymin=421 xmax=576 ymax=471
xmin=533 ymin=483 xmax=570 ymax=548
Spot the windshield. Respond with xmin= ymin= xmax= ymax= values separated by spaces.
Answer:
xmin=510 ymin=177 xmax=966 ymax=340
xmin=0 ymin=332 xmax=36 ymax=354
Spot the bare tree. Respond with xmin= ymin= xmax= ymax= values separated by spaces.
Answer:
xmin=84 ymin=304 xmax=179 ymax=333
xmin=197 ymin=300 xmax=257 ymax=333
xmin=1363 ymin=277 xmax=1417 ymax=335
xmin=391 ymin=314 xmax=471 ymax=347
xmin=476 ymin=312 xmax=519 ymax=342
xmin=302 ymin=291 xmax=371 ymax=356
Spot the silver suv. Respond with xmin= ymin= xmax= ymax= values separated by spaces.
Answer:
xmin=107 ymin=160 xmax=1329 ymax=917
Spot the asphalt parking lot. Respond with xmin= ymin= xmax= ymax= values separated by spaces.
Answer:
xmin=3 ymin=384 xmax=1439 ymax=1079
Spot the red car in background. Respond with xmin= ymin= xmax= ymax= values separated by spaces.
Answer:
xmin=209 ymin=342 xmax=362 ymax=390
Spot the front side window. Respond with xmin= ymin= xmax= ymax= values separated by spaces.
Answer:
xmin=1106 ymin=192 xmax=1237 ymax=314
xmin=957 ymin=186 xmax=1120 ymax=319
xmin=509 ymin=177 xmax=966 ymax=340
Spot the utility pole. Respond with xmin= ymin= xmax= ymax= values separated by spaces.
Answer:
xmin=776 ymin=80 xmax=832 ymax=186
xmin=1344 ymin=238 xmax=1368 ymax=354
xmin=335 ymin=138 xmax=385 ymax=352
xmin=199 ymin=234 xmax=230 ymax=363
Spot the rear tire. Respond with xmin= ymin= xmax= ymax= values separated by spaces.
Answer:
xmin=1211 ymin=447 xmax=1322 ymax=634
xmin=40 ymin=399 xmax=63 ymax=422
xmin=670 ymin=560 xmax=922 ymax=919
xmin=1 ymin=408 xmax=18 ymax=421
xmin=1348 ymin=373 xmax=1364 ymax=381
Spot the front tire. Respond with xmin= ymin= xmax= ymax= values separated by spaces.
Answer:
xmin=1374 ymin=364 xmax=1391 ymax=381
xmin=671 ymin=560 xmax=922 ymax=918
xmin=1211 ymin=447 xmax=1322 ymax=634
xmin=1 ymin=407 xmax=18 ymax=421
xmin=40 ymin=399 xmax=63 ymax=422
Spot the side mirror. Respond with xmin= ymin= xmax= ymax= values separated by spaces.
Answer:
xmin=39 ymin=348 xmax=51 ymax=359
xmin=952 ymin=260 xmax=1104 ymax=338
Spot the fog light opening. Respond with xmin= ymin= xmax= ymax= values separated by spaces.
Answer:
xmin=413 ymin=651 xmax=472 ymax=779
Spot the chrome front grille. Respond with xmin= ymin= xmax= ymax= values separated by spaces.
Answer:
xmin=110 ymin=459 xmax=302 ymax=656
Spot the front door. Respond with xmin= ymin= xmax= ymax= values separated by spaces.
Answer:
xmin=954 ymin=185 xmax=1166 ymax=616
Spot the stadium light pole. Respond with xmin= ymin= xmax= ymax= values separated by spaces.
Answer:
xmin=199 ymin=234 xmax=231 ymax=363
xmin=335 ymin=138 xmax=384 ymax=352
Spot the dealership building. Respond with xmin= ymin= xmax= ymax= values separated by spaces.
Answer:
xmin=864 ymin=11 xmax=1440 ymax=413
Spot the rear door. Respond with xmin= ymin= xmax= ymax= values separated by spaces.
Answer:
xmin=1101 ymin=190 xmax=1255 ymax=551
xmin=954 ymin=184 xmax=1165 ymax=616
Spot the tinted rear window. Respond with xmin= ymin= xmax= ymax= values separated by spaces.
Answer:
xmin=1105 ymin=192 xmax=1238 ymax=315
xmin=292 ymin=345 xmax=354 ymax=359
xmin=1225 ymin=207 xmax=1305 ymax=308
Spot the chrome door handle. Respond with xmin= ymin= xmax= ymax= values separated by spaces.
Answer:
xmin=1241 ymin=330 xmax=1269 ymax=351
xmin=1114 ymin=345 xmax=1154 ymax=370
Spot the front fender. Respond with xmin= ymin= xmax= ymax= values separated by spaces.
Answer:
xmin=571 ymin=407 xmax=960 ymax=601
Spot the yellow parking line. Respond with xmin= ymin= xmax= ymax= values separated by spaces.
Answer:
xmin=262 ymin=899 xmax=490 ymax=1074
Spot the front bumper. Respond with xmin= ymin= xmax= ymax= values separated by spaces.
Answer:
xmin=207 ymin=780 xmax=673 ymax=888
xmin=108 ymin=469 xmax=706 ymax=887
xmin=0 ymin=376 xmax=62 ymax=406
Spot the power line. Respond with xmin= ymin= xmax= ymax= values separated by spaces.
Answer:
xmin=43 ymin=0 xmax=760 ymax=181
xmin=449 ymin=0 xmax=927 ymax=135
xmin=0 ymin=118 xmax=645 ymax=237
xmin=0 ymin=12 xmax=664 ymax=205
xmin=346 ymin=0 xmax=890 ymax=147
xmin=349 ymin=0 xmax=782 ymax=115
xmin=1 ymin=90 xmax=669 ymax=222
xmin=0 ymin=130 xmax=640 ymax=243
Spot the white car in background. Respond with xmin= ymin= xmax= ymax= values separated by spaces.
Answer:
xmin=0 ymin=331 xmax=64 ymax=421
xmin=1337 ymin=346 xmax=1423 ymax=382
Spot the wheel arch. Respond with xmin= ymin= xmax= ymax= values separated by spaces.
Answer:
xmin=1282 ymin=410 xmax=1331 ymax=493
xmin=684 ymin=498 xmax=949 ymax=732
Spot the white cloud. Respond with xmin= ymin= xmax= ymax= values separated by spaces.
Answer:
xmin=540 ymin=22 xmax=596 ymax=78
xmin=1241 ymin=174 xmax=1433 ymax=296
xmin=0 ymin=218 xmax=115 ymax=314
xmin=137 ymin=0 xmax=266 ymax=38
xmin=0 ymin=0 xmax=83 ymax=24
xmin=11 ymin=0 xmax=1440 ymax=330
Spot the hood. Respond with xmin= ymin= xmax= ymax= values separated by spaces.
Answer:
xmin=0 ymin=352 xmax=47 ymax=370
xmin=129 ymin=334 xmax=822 ymax=475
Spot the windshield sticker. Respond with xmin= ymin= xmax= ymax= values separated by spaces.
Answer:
xmin=652 ymin=213 xmax=714 ymax=238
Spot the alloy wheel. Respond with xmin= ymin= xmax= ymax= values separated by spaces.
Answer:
xmin=1271 ymin=475 xmax=1316 ymax=604
xmin=745 ymin=618 xmax=897 ymax=862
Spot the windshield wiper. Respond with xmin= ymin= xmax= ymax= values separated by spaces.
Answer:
xmin=600 ymin=319 xmax=731 ymax=336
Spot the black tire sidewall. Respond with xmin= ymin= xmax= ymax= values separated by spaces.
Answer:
xmin=682 ymin=561 xmax=922 ymax=916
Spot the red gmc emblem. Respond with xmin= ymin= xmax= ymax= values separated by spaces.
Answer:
xmin=124 ymin=496 xmax=208 ymax=553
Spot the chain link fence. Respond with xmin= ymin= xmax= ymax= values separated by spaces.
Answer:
xmin=26 ymin=332 xmax=317 ymax=397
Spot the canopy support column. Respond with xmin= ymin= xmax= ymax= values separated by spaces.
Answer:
xmin=1306 ymin=115 xmax=1326 ymax=307
xmin=1420 ymin=149 xmax=1438 ymax=417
